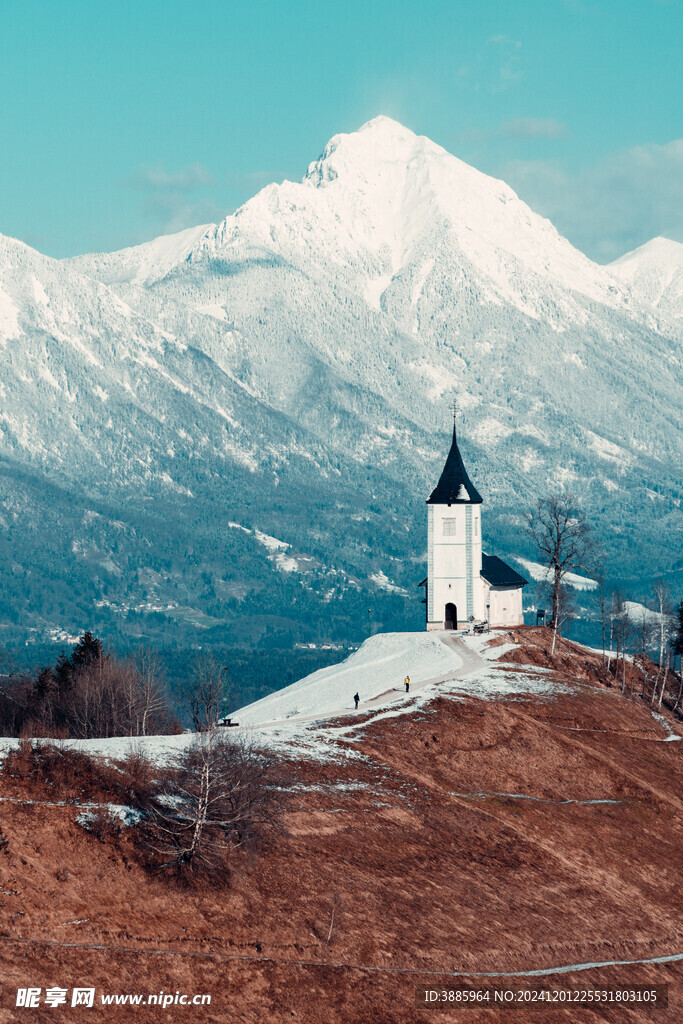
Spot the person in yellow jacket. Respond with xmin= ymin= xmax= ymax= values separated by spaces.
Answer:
xmin=404 ymin=675 xmax=410 ymax=693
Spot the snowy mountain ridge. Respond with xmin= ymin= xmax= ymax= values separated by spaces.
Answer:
xmin=71 ymin=223 xmax=213 ymax=288
xmin=609 ymin=236 xmax=683 ymax=319
xmin=82 ymin=117 xmax=630 ymax=314
xmin=1 ymin=117 xmax=681 ymax=644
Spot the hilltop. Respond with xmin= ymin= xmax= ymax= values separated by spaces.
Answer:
xmin=0 ymin=628 xmax=680 ymax=1022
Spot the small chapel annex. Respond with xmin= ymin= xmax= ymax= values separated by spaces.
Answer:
xmin=419 ymin=420 xmax=527 ymax=631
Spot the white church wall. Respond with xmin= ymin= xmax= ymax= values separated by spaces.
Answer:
xmin=427 ymin=502 xmax=483 ymax=629
xmin=487 ymin=585 xmax=524 ymax=628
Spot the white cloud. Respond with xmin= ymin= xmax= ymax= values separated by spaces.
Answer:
xmin=487 ymin=35 xmax=523 ymax=91
xmin=500 ymin=139 xmax=683 ymax=261
xmin=458 ymin=118 xmax=568 ymax=144
xmin=128 ymin=162 xmax=216 ymax=191
xmin=124 ymin=162 xmax=227 ymax=236
xmin=458 ymin=35 xmax=523 ymax=93
xmin=498 ymin=118 xmax=568 ymax=140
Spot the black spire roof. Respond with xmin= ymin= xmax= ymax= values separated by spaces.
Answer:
xmin=427 ymin=422 xmax=483 ymax=505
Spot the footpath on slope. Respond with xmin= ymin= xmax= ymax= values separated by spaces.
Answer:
xmin=234 ymin=631 xmax=468 ymax=728
xmin=240 ymin=633 xmax=486 ymax=731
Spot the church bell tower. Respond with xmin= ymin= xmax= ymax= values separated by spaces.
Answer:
xmin=425 ymin=414 xmax=484 ymax=630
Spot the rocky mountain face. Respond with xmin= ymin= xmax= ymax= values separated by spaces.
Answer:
xmin=1 ymin=117 xmax=680 ymax=646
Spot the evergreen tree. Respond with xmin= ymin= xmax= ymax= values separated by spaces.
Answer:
xmin=53 ymin=650 xmax=73 ymax=692
xmin=70 ymin=631 xmax=104 ymax=669
xmin=28 ymin=668 xmax=56 ymax=729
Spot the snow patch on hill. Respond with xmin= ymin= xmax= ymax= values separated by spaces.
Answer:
xmin=515 ymin=558 xmax=597 ymax=591
xmin=236 ymin=631 xmax=462 ymax=725
xmin=623 ymin=600 xmax=664 ymax=624
xmin=370 ymin=570 xmax=408 ymax=596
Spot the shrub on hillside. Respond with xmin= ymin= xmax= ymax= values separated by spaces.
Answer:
xmin=115 ymin=746 xmax=163 ymax=811
xmin=2 ymin=740 xmax=120 ymax=801
xmin=2 ymin=734 xmax=281 ymax=883
xmin=83 ymin=807 xmax=125 ymax=843
xmin=138 ymin=733 xmax=282 ymax=883
xmin=1 ymin=740 xmax=161 ymax=808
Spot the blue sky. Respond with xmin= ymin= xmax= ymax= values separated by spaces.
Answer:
xmin=1 ymin=0 xmax=680 ymax=260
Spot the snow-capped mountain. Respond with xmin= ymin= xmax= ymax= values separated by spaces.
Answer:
xmin=1 ymin=117 xmax=681 ymax=644
xmin=609 ymin=236 xmax=683 ymax=320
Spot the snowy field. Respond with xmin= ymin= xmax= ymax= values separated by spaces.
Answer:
xmin=226 ymin=632 xmax=570 ymax=758
xmin=235 ymin=631 xmax=463 ymax=726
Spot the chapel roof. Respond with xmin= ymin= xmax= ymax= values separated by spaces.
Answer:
xmin=481 ymin=554 xmax=528 ymax=588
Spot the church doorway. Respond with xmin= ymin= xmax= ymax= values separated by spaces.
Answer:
xmin=445 ymin=603 xmax=457 ymax=630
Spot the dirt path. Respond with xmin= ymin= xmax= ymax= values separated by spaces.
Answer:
xmin=439 ymin=632 xmax=487 ymax=675
xmin=0 ymin=933 xmax=680 ymax=979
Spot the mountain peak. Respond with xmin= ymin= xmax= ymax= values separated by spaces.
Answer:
xmin=357 ymin=114 xmax=415 ymax=135
xmin=178 ymin=114 xmax=624 ymax=317
xmin=304 ymin=115 xmax=447 ymax=191
xmin=609 ymin=235 xmax=683 ymax=317
xmin=354 ymin=115 xmax=423 ymax=145
xmin=611 ymin=235 xmax=683 ymax=266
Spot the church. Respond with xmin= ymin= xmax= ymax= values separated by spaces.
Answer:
xmin=419 ymin=420 xmax=527 ymax=630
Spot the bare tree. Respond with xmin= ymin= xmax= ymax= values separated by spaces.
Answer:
xmin=182 ymin=656 xmax=231 ymax=732
xmin=527 ymin=493 xmax=596 ymax=656
xmin=135 ymin=648 xmax=170 ymax=736
xmin=634 ymin=615 xmax=657 ymax=700
xmin=618 ymin=608 xmax=632 ymax=695
xmin=141 ymin=732 xmax=280 ymax=880
xmin=596 ymin=570 xmax=607 ymax=664
xmin=605 ymin=590 xmax=622 ymax=674
xmin=651 ymin=582 xmax=673 ymax=707
xmin=59 ymin=649 xmax=175 ymax=739
xmin=539 ymin=582 xmax=576 ymax=657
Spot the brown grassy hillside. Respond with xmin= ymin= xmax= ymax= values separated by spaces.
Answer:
xmin=0 ymin=628 xmax=680 ymax=1023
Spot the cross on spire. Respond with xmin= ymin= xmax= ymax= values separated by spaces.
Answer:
xmin=427 ymin=400 xmax=482 ymax=505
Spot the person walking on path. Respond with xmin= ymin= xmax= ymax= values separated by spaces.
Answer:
xmin=404 ymin=675 xmax=411 ymax=693
xmin=354 ymin=692 xmax=360 ymax=709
